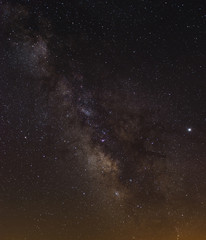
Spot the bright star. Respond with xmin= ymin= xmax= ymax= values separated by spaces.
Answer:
xmin=114 ymin=191 xmax=119 ymax=197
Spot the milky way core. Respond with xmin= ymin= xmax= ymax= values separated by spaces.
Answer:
xmin=0 ymin=1 xmax=206 ymax=240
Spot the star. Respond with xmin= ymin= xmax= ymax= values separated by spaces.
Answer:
xmin=114 ymin=191 xmax=120 ymax=197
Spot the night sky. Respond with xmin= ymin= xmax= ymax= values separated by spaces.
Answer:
xmin=0 ymin=0 xmax=206 ymax=239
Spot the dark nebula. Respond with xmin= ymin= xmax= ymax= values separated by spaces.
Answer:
xmin=0 ymin=0 xmax=206 ymax=239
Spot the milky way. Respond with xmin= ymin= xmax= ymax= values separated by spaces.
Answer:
xmin=0 ymin=1 xmax=206 ymax=239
